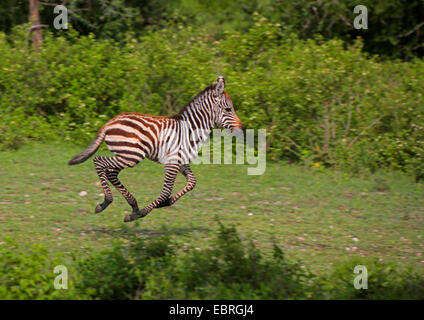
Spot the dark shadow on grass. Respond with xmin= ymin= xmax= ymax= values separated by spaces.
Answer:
xmin=74 ymin=225 xmax=210 ymax=240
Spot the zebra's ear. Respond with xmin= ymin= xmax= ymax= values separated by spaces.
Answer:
xmin=215 ymin=76 xmax=225 ymax=96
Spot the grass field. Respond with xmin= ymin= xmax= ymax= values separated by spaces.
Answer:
xmin=0 ymin=142 xmax=423 ymax=275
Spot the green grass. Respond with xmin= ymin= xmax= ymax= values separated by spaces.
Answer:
xmin=0 ymin=142 xmax=423 ymax=274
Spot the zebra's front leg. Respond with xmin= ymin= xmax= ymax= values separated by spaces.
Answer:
xmin=106 ymin=168 xmax=140 ymax=216
xmin=124 ymin=164 xmax=179 ymax=222
xmin=156 ymin=164 xmax=197 ymax=208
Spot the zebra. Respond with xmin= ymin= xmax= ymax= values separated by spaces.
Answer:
xmin=68 ymin=76 xmax=243 ymax=222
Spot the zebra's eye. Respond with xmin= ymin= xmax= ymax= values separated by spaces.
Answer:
xmin=224 ymin=108 xmax=232 ymax=112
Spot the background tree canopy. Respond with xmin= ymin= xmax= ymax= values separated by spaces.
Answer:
xmin=1 ymin=0 xmax=423 ymax=59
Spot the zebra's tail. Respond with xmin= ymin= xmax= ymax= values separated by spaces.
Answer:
xmin=68 ymin=127 xmax=106 ymax=165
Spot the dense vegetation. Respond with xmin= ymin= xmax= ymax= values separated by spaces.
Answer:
xmin=2 ymin=1 xmax=423 ymax=59
xmin=1 ymin=220 xmax=423 ymax=299
xmin=1 ymin=14 xmax=424 ymax=179
xmin=2 ymin=1 xmax=424 ymax=179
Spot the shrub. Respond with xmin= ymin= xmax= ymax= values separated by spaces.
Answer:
xmin=74 ymin=243 xmax=139 ymax=299
xmin=173 ymin=220 xmax=315 ymax=299
xmin=0 ymin=239 xmax=77 ymax=299
xmin=74 ymin=221 xmax=316 ymax=299
xmin=74 ymin=233 xmax=176 ymax=300
xmin=321 ymin=257 xmax=424 ymax=300
xmin=1 ymin=222 xmax=424 ymax=299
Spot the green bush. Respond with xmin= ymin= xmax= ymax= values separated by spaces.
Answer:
xmin=0 ymin=239 xmax=77 ymax=299
xmin=73 ymin=221 xmax=424 ymax=300
xmin=172 ymin=220 xmax=315 ymax=299
xmin=74 ymin=222 xmax=314 ymax=299
xmin=1 ymin=222 xmax=424 ymax=299
xmin=74 ymin=243 xmax=140 ymax=299
xmin=74 ymin=234 xmax=176 ymax=299
xmin=321 ymin=257 xmax=424 ymax=299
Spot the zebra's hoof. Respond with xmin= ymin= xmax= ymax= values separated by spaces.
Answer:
xmin=156 ymin=198 xmax=172 ymax=208
xmin=95 ymin=204 xmax=104 ymax=213
xmin=138 ymin=208 xmax=149 ymax=217
xmin=123 ymin=209 xmax=148 ymax=222
xmin=95 ymin=200 xmax=112 ymax=213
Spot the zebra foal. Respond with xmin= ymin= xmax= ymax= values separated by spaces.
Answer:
xmin=68 ymin=76 xmax=243 ymax=222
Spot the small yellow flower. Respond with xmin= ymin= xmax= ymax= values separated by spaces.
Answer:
xmin=314 ymin=162 xmax=320 ymax=167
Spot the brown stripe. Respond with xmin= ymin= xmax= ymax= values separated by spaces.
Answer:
xmin=110 ymin=149 xmax=145 ymax=159
xmin=106 ymin=140 xmax=142 ymax=149
xmin=106 ymin=141 xmax=146 ymax=153
xmin=106 ymin=128 xmax=152 ymax=151
xmin=118 ymin=119 xmax=156 ymax=144
xmin=116 ymin=155 xmax=140 ymax=163
xmin=106 ymin=128 xmax=140 ymax=139
xmin=127 ymin=116 xmax=161 ymax=138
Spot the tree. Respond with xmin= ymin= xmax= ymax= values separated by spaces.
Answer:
xmin=29 ymin=0 xmax=43 ymax=50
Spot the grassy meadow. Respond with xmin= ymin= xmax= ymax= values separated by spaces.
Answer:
xmin=1 ymin=142 xmax=423 ymax=276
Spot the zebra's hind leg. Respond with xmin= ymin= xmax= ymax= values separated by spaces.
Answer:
xmin=124 ymin=163 xmax=179 ymax=222
xmin=156 ymin=164 xmax=197 ymax=208
xmin=94 ymin=156 xmax=113 ymax=213
xmin=94 ymin=156 xmax=140 ymax=215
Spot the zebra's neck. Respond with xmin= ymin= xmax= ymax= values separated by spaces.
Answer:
xmin=172 ymin=89 xmax=216 ymax=133
xmin=178 ymin=106 xmax=215 ymax=132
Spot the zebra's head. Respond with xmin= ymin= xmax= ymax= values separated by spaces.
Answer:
xmin=213 ymin=76 xmax=243 ymax=135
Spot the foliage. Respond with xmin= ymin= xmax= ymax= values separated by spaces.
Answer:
xmin=2 ymin=1 xmax=424 ymax=59
xmin=2 ymin=18 xmax=424 ymax=178
xmin=261 ymin=0 xmax=424 ymax=61
xmin=157 ymin=220 xmax=316 ymax=299
xmin=74 ymin=241 xmax=140 ymax=299
xmin=321 ymin=257 xmax=424 ymax=299
xmin=1 ymin=221 xmax=423 ymax=299
xmin=0 ymin=239 xmax=77 ymax=299
xmin=74 ymin=221 xmax=313 ymax=299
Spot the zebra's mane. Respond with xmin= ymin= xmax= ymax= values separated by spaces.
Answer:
xmin=171 ymin=84 xmax=216 ymax=119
